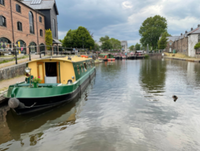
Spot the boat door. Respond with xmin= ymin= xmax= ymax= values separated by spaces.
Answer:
xmin=37 ymin=62 xmax=45 ymax=83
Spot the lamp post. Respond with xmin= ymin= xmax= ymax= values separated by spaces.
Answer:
xmin=25 ymin=67 xmax=31 ymax=87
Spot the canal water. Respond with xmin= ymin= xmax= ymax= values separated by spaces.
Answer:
xmin=1 ymin=59 xmax=200 ymax=151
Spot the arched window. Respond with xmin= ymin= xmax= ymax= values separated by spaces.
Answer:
xmin=29 ymin=11 xmax=34 ymax=34
xmin=17 ymin=22 xmax=22 ymax=31
xmin=0 ymin=16 xmax=6 ymax=27
xmin=40 ymin=29 xmax=43 ymax=37
xmin=16 ymin=4 xmax=21 ymax=13
xmin=29 ymin=42 xmax=37 ymax=53
xmin=39 ymin=43 xmax=45 ymax=53
xmin=16 ymin=40 xmax=26 ymax=54
xmin=0 ymin=0 xmax=4 ymax=5
xmin=0 ymin=37 xmax=11 ymax=50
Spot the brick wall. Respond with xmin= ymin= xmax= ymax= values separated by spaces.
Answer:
xmin=0 ymin=0 xmax=45 ymax=53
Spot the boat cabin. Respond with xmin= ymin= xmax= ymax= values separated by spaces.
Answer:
xmin=27 ymin=56 xmax=94 ymax=84
xmin=99 ymin=53 xmax=114 ymax=59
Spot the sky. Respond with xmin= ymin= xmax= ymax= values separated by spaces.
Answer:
xmin=56 ymin=0 xmax=200 ymax=47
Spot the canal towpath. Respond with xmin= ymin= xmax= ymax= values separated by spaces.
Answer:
xmin=164 ymin=52 xmax=200 ymax=62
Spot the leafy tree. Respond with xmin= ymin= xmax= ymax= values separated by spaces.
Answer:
xmin=135 ymin=43 xmax=141 ymax=50
xmin=129 ymin=45 xmax=134 ymax=51
xmin=45 ymin=29 xmax=53 ymax=50
xmin=94 ymin=43 xmax=100 ymax=51
xmin=194 ymin=42 xmax=200 ymax=49
xmin=73 ymin=26 xmax=95 ymax=49
xmin=108 ymin=38 xmax=121 ymax=50
xmin=139 ymin=15 xmax=167 ymax=49
xmin=62 ymin=29 xmax=77 ymax=48
xmin=100 ymin=35 xmax=109 ymax=42
xmin=101 ymin=40 xmax=113 ymax=50
xmin=158 ymin=32 xmax=168 ymax=49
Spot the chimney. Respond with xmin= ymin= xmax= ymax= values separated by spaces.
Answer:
xmin=185 ymin=31 xmax=187 ymax=34
xmin=181 ymin=33 xmax=182 ymax=36
xmin=198 ymin=24 xmax=200 ymax=28
xmin=191 ymin=28 xmax=193 ymax=31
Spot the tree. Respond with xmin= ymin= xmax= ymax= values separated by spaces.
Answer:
xmin=101 ymin=40 xmax=113 ymax=50
xmin=108 ymin=38 xmax=121 ymax=50
xmin=129 ymin=45 xmax=134 ymax=51
xmin=194 ymin=42 xmax=200 ymax=49
xmin=45 ymin=29 xmax=53 ymax=50
xmin=139 ymin=15 xmax=167 ymax=49
xmin=158 ymin=32 xmax=168 ymax=49
xmin=73 ymin=26 xmax=95 ymax=49
xmin=100 ymin=35 xmax=109 ymax=42
xmin=94 ymin=43 xmax=100 ymax=51
xmin=135 ymin=43 xmax=141 ymax=50
xmin=62 ymin=27 xmax=95 ymax=49
xmin=62 ymin=29 xmax=77 ymax=48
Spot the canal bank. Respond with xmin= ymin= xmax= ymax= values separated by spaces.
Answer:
xmin=164 ymin=52 xmax=200 ymax=62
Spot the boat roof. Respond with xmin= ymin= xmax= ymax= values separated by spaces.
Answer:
xmin=28 ymin=56 xmax=93 ymax=63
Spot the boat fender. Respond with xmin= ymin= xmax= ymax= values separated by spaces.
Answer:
xmin=8 ymin=98 xmax=20 ymax=109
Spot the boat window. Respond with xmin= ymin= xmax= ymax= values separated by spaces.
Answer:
xmin=77 ymin=65 xmax=80 ymax=74
xmin=81 ymin=64 xmax=83 ymax=72
xmin=84 ymin=63 xmax=87 ymax=71
xmin=45 ymin=62 xmax=57 ymax=77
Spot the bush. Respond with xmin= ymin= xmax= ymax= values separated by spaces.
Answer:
xmin=194 ymin=42 xmax=200 ymax=49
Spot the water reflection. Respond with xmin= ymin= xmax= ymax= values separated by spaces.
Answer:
xmin=139 ymin=59 xmax=167 ymax=100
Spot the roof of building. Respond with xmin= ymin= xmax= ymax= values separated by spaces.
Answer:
xmin=16 ymin=0 xmax=45 ymax=16
xmin=22 ymin=0 xmax=59 ymax=15
xmin=167 ymin=36 xmax=180 ymax=42
xmin=53 ymin=39 xmax=62 ymax=44
xmin=187 ymin=27 xmax=200 ymax=35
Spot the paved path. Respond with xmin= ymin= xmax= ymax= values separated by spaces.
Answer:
xmin=0 ymin=54 xmax=45 ymax=69
xmin=0 ymin=76 xmax=25 ymax=91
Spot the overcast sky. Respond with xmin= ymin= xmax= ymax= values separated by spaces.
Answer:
xmin=56 ymin=0 xmax=200 ymax=47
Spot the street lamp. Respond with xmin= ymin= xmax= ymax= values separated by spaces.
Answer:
xmin=25 ymin=67 xmax=31 ymax=86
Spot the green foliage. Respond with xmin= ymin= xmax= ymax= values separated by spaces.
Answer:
xmin=139 ymin=15 xmax=167 ymax=49
xmin=144 ymin=54 xmax=149 ymax=59
xmin=108 ymin=38 xmax=121 ymax=49
xmin=62 ymin=27 xmax=95 ymax=49
xmin=45 ymin=29 xmax=53 ymax=50
xmin=62 ymin=29 xmax=77 ymax=48
xmin=32 ymin=77 xmax=41 ymax=83
xmin=59 ymin=39 xmax=63 ymax=44
xmin=158 ymin=32 xmax=169 ymax=49
xmin=129 ymin=45 xmax=134 ymax=51
xmin=194 ymin=42 xmax=200 ymax=49
xmin=100 ymin=35 xmax=109 ymax=42
xmin=94 ymin=43 xmax=100 ymax=51
xmin=135 ymin=43 xmax=141 ymax=50
xmin=101 ymin=40 xmax=113 ymax=50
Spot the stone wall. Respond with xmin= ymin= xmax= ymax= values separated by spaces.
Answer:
xmin=0 ymin=63 xmax=26 ymax=81
xmin=188 ymin=34 xmax=199 ymax=57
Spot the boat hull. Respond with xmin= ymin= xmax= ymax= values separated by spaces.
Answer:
xmin=11 ymin=69 xmax=96 ymax=115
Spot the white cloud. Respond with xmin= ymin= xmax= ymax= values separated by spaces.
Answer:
xmin=122 ymin=1 xmax=133 ymax=9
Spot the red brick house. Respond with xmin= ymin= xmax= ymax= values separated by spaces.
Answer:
xmin=0 ymin=0 xmax=46 ymax=54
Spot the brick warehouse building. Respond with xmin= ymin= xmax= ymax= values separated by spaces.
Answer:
xmin=0 ymin=0 xmax=46 ymax=54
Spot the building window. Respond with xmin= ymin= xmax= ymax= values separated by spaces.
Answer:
xmin=29 ymin=11 xmax=34 ymax=34
xmin=39 ymin=16 xmax=42 ymax=23
xmin=53 ymin=19 xmax=56 ymax=37
xmin=0 ymin=0 xmax=4 ymax=5
xmin=198 ymin=34 xmax=200 ymax=42
xmin=29 ymin=42 xmax=37 ymax=53
xmin=0 ymin=16 xmax=6 ymax=27
xmin=16 ymin=4 xmax=21 ymax=13
xmin=40 ymin=29 xmax=43 ymax=37
xmin=17 ymin=22 xmax=22 ymax=31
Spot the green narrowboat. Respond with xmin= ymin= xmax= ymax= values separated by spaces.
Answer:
xmin=6 ymin=56 xmax=96 ymax=115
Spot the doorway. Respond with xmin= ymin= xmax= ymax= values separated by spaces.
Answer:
xmin=45 ymin=62 xmax=57 ymax=83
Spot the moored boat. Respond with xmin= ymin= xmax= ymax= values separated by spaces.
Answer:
xmin=6 ymin=56 xmax=96 ymax=115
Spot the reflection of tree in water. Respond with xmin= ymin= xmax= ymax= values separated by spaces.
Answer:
xmin=139 ymin=59 xmax=167 ymax=93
